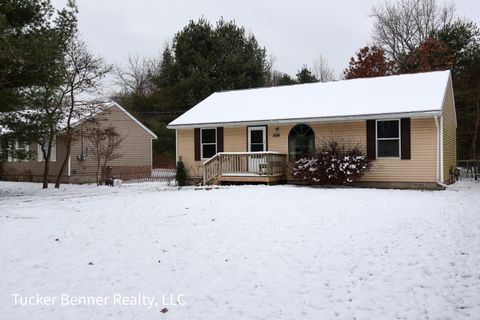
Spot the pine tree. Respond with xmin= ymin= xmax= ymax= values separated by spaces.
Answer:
xmin=0 ymin=0 xmax=77 ymax=112
xmin=176 ymin=160 xmax=187 ymax=186
xmin=296 ymin=66 xmax=318 ymax=83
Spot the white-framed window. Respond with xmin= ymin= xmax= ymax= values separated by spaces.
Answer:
xmin=37 ymin=137 xmax=57 ymax=162
xmin=0 ymin=140 xmax=7 ymax=162
xmin=376 ymin=119 xmax=400 ymax=158
xmin=9 ymin=140 xmax=30 ymax=162
xmin=201 ymin=128 xmax=217 ymax=160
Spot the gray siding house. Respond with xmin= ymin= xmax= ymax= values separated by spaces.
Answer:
xmin=1 ymin=102 xmax=157 ymax=183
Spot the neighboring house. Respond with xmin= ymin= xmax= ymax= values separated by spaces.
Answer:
xmin=168 ymin=70 xmax=456 ymax=189
xmin=0 ymin=101 xmax=157 ymax=183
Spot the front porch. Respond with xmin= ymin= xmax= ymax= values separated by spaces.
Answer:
xmin=203 ymin=152 xmax=287 ymax=185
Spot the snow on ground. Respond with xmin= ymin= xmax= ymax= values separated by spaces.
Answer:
xmin=0 ymin=181 xmax=479 ymax=320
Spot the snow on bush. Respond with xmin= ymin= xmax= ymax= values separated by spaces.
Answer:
xmin=292 ymin=141 xmax=372 ymax=185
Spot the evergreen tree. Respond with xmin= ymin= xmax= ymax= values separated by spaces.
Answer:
xmin=277 ymin=74 xmax=297 ymax=86
xmin=436 ymin=20 xmax=480 ymax=159
xmin=0 ymin=0 xmax=78 ymax=188
xmin=167 ymin=18 xmax=270 ymax=108
xmin=116 ymin=18 xmax=271 ymax=164
xmin=175 ymin=159 xmax=187 ymax=186
xmin=296 ymin=65 xmax=318 ymax=83
xmin=0 ymin=0 xmax=76 ymax=112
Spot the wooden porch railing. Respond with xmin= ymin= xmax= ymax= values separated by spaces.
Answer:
xmin=203 ymin=152 xmax=287 ymax=185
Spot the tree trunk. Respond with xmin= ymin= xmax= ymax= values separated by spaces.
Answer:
xmin=96 ymin=157 xmax=101 ymax=185
xmin=101 ymin=158 xmax=109 ymax=185
xmin=55 ymin=90 xmax=75 ymax=189
xmin=55 ymin=138 xmax=71 ymax=188
xmin=472 ymin=100 xmax=480 ymax=161
xmin=41 ymin=133 xmax=54 ymax=189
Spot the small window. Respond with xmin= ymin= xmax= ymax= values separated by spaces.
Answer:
xmin=12 ymin=140 xmax=29 ymax=162
xmin=201 ymin=128 xmax=217 ymax=159
xmin=377 ymin=120 xmax=400 ymax=158
xmin=0 ymin=139 xmax=8 ymax=162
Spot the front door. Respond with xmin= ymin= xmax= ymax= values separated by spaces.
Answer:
xmin=248 ymin=127 xmax=267 ymax=174
xmin=248 ymin=127 xmax=266 ymax=152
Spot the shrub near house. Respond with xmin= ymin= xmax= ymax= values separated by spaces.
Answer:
xmin=292 ymin=141 xmax=372 ymax=185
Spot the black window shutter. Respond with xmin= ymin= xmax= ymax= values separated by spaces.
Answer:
xmin=401 ymin=118 xmax=411 ymax=160
xmin=194 ymin=128 xmax=200 ymax=161
xmin=366 ymin=120 xmax=376 ymax=160
xmin=217 ymin=127 xmax=224 ymax=152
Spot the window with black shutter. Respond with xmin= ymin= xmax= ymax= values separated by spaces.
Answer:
xmin=400 ymin=118 xmax=411 ymax=160
xmin=200 ymin=128 xmax=217 ymax=159
xmin=376 ymin=120 xmax=400 ymax=158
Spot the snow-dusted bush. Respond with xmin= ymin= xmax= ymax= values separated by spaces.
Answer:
xmin=176 ymin=159 xmax=187 ymax=186
xmin=292 ymin=141 xmax=372 ymax=185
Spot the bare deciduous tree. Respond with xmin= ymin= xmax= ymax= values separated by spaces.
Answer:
xmin=32 ymin=91 xmax=65 ymax=189
xmin=371 ymin=0 xmax=455 ymax=67
xmin=85 ymin=124 xmax=125 ymax=185
xmin=113 ymin=53 xmax=159 ymax=96
xmin=268 ymin=70 xmax=284 ymax=86
xmin=313 ymin=55 xmax=335 ymax=82
xmin=54 ymin=38 xmax=112 ymax=188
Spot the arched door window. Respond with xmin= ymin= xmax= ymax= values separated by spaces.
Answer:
xmin=288 ymin=124 xmax=315 ymax=161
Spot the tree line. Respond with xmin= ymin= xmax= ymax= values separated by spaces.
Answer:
xmin=1 ymin=0 xmax=479 ymax=189
xmin=344 ymin=0 xmax=480 ymax=160
xmin=114 ymin=0 xmax=479 ymax=162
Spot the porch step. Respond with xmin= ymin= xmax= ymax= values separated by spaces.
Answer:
xmin=194 ymin=185 xmax=221 ymax=191
xmin=218 ymin=174 xmax=286 ymax=185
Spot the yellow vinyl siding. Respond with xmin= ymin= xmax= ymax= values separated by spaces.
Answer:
xmin=267 ymin=125 xmax=289 ymax=153
xmin=362 ymin=118 xmax=437 ymax=182
xmin=177 ymin=127 xmax=248 ymax=178
xmin=177 ymin=128 xmax=202 ymax=178
xmin=224 ymin=127 xmax=247 ymax=152
xmin=267 ymin=121 xmax=366 ymax=154
xmin=177 ymin=118 xmax=438 ymax=183
xmin=266 ymin=120 xmax=436 ymax=182
xmin=442 ymin=78 xmax=457 ymax=184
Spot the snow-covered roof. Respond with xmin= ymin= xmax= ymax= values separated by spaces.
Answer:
xmin=69 ymin=101 xmax=157 ymax=139
xmin=0 ymin=101 xmax=157 ymax=139
xmin=168 ymin=70 xmax=451 ymax=128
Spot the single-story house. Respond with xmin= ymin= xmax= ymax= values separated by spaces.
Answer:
xmin=0 ymin=101 xmax=157 ymax=183
xmin=167 ymin=70 xmax=456 ymax=189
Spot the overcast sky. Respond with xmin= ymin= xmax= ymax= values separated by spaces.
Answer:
xmin=52 ymin=0 xmax=479 ymax=79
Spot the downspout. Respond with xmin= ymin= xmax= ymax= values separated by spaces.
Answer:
xmin=440 ymin=116 xmax=444 ymax=183
xmin=67 ymin=155 xmax=71 ymax=177
xmin=175 ymin=129 xmax=179 ymax=163
xmin=435 ymin=115 xmax=448 ymax=189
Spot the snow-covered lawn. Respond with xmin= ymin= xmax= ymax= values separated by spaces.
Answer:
xmin=1 ymin=181 xmax=479 ymax=320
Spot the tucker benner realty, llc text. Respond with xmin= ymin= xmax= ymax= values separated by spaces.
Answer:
xmin=11 ymin=293 xmax=186 ymax=309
